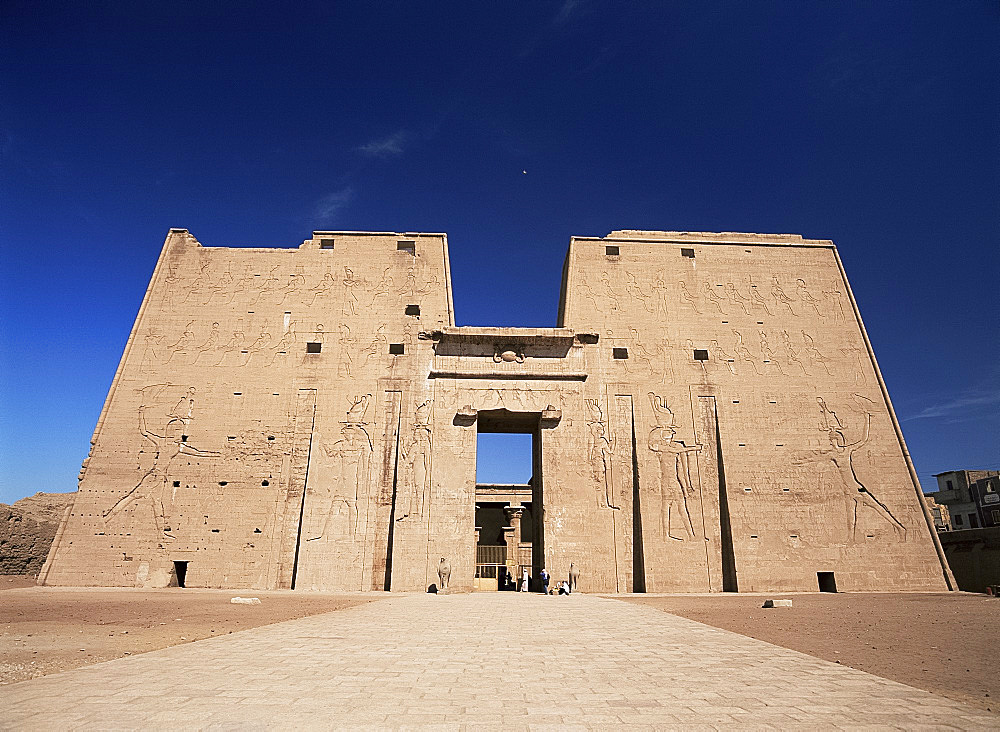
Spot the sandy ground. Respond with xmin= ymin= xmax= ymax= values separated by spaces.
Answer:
xmin=4 ymin=577 xmax=996 ymax=714
xmin=0 ymin=576 xmax=380 ymax=685
xmin=621 ymin=592 xmax=999 ymax=713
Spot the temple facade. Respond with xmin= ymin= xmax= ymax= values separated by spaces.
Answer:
xmin=40 ymin=229 xmax=954 ymax=593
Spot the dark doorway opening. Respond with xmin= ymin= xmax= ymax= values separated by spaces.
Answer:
xmin=475 ymin=410 xmax=542 ymax=591
xmin=172 ymin=561 xmax=188 ymax=588
xmin=817 ymin=571 xmax=837 ymax=593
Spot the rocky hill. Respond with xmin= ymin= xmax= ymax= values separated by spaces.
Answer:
xmin=1 ymin=492 xmax=76 ymax=576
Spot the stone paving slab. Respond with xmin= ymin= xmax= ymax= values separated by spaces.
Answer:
xmin=1 ymin=593 xmax=996 ymax=730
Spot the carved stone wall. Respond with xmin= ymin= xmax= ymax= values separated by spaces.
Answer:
xmin=40 ymin=228 xmax=952 ymax=593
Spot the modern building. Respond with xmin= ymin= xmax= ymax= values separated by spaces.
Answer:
xmin=923 ymin=493 xmax=952 ymax=532
xmin=931 ymin=470 xmax=1000 ymax=530
xmin=40 ymin=229 xmax=954 ymax=593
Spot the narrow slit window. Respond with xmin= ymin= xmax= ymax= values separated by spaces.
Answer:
xmin=605 ymin=245 xmax=620 ymax=256
xmin=306 ymin=342 xmax=322 ymax=354
xmin=389 ymin=343 xmax=404 ymax=355
xmin=693 ymin=349 xmax=709 ymax=361
xmin=405 ymin=304 xmax=420 ymax=316
xmin=612 ymin=347 xmax=629 ymax=359
xmin=681 ymin=248 xmax=695 ymax=258
xmin=397 ymin=240 xmax=415 ymax=253
xmin=320 ymin=239 xmax=335 ymax=249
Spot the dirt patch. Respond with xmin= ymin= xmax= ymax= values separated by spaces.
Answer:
xmin=621 ymin=593 xmax=999 ymax=713
xmin=0 ymin=583 xmax=382 ymax=685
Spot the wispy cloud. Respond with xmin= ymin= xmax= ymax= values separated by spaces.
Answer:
xmin=903 ymin=390 xmax=1000 ymax=421
xmin=356 ymin=131 xmax=408 ymax=158
xmin=553 ymin=0 xmax=581 ymax=25
xmin=313 ymin=186 xmax=354 ymax=224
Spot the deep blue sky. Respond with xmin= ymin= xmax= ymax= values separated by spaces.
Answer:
xmin=1 ymin=1 xmax=997 ymax=504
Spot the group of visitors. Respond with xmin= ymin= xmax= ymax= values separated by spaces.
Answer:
xmin=499 ymin=566 xmax=576 ymax=595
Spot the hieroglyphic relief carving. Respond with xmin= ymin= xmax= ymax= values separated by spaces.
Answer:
xmin=397 ymin=399 xmax=433 ymax=521
xmin=801 ymin=330 xmax=832 ymax=375
xmin=214 ymin=320 xmax=246 ymax=367
xmin=703 ymin=283 xmax=726 ymax=313
xmin=280 ymin=265 xmax=307 ymax=304
xmin=793 ymin=395 xmax=906 ymax=543
xmin=795 ymin=279 xmax=823 ymax=317
xmin=192 ymin=322 xmax=221 ymax=364
xmin=780 ymin=329 xmax=809 ymax=375
xmin=165 ymin=321 xmax=196 ymax=362
xmin=748 ymin=276 xmax=774 ymax=316
xmin=342 ymin=267 xmax=363 ymax=316
xmin=759 ymin=330 xmax=784 ymax=374
xmin=308 ymin=269 xmax=336 ymax=305
xmin=625 ymin=273 xmax=652 ymax=313
xmin=709 ymin=339 xmax=736 ymax=375
xmin=242 ymin=325 xmax=272 ymax=366
xmin=250 ymin=266 xmax=282 ymax=306
xmin=771 ymin=275 xmax=796 ymax=315
xmin=841 ymin=346 xmax=868 ymax=385
xmin=105 ymin=384 xmax=221 ymax=538
xmin=599 ymin=273 xmax=622 ymax=314
xmin=370 ymin=267 xmax=394 ymax=308
xmin=309 ymin=394 xmax=373 ymax=540
xmin=493 ymin=345 xmax=526 ymax=363
xmin=267 ymin=321 xmax=297 ymax=366
xmin=360 ymin=325 xmax=387 ymax=370
xmin=678 ymin=280 xmax=700 ymax=313
xmin=139 ymin=330 xmax=165 ymax=373
xmin=586 ymin=399 xmax=618 ymax=510
xmin=647 ymin=393 xmax=702 ymax=540
xmin=725 ymin=282 xmax=751 ymax=315
xmin=824 ymin=286 xmax=847 ymax=322
xmin=337 ymin=323 xmax=354 ymax=377
xmin=732 ymin=330 xmax=761 ymax=375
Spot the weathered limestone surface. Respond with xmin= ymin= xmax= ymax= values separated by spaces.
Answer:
xmin=40 ymin=229 xmax=952 ymax=593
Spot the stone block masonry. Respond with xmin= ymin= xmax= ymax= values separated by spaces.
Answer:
xmin=39 ymin=229 xmax=954 ymax=593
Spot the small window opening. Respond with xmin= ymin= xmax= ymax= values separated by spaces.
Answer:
xmin=397 ymin=240 xmax=415 ymax=253
xmin=389 ymin=343 xmax=405 ymax=355
xmin=693 ymin=349 xmax=709 ymax=361
xmin=405 ymin=304 xmax=420 ymax=316
xmin=612 ymin=347 xmax=629 ymax=359
xmin=172 ymin=561 xmax=188 ymax=588
xmin=261 ymin=480 xmax=270 ymax=486
xmin=605 ymin=245 xmax=620 ymax=256
xmin=218 ymin=481 xmax=228 ymax=486
xmin=267 ymin=435 xmax=275 ymax=441
xmin=181 ymin=435 xmax=188 ymax=443
xmin=320 ymin=239 xmax=335 ymax=249
xmin=681 ymin=248 xmax=695 ymax=258
xmin=306 ymin=342 xmax=322 ymax=354
xmin=233 ymin=392 xmax=242 ymax=396
xmin=782 ymin=487 xmax=790 ymax=492
xmin=817 ymin=572 xmax=837 ymax=593
xmin=173 ymin=481 xmax=181 ymax=487
xmin=211 ymin=528 xmax=220 ymax=533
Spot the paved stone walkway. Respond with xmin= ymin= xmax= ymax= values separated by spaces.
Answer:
xmin=2 ymin=593 xmax=996 ymax=730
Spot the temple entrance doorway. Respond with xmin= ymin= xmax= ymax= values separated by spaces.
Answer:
xmin=473 ymin=410 xmax=542 ymax=591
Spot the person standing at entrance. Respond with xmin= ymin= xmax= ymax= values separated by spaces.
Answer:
xmin=540 ymin=567 xmax=550 ymax=594
xmin=520 ymin=568 xmax=529 ymax=592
